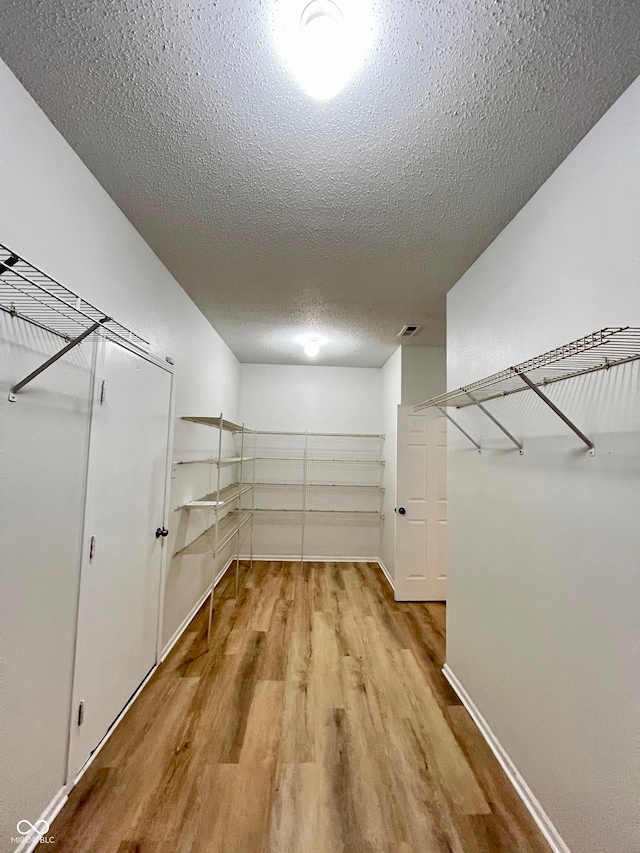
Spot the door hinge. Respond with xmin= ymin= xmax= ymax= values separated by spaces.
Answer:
xmin=77 ymin=700 xmax=85 ymax=726
xmin=99 ymin=379 xmax=107 ymax=404
xmin=89 ymin=535 xmax=96 ymax=560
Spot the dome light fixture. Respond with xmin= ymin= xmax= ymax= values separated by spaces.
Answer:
xmin=273 ymin=0 xmax=376 ymax=101
xmin=304 ymin=338 xmax=321 ymax=357
xmin=295 ymin=333 xmax=325 ymax=357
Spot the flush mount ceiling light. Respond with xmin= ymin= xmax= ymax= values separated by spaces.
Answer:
xmin=304 ymin=338 xmax=320 ymax=357
xmin=273 ymin=0 xmax=376 ymax=100
xmin=295 ymin=333 xmax=325 ymax=357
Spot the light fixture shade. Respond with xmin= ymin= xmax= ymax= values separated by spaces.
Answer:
xmin=304 ymin=339 xmax=320 ymax=357
xmin=273 ymin=0 xmax=376 ymax=101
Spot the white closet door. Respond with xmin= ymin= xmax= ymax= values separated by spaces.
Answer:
xmin=395 ymin=405 xmax=447 ymax=601
xmin=69 ymin=341 xmax=172 ymax=778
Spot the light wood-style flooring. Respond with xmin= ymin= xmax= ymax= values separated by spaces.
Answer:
xmin=51 ymin=561 xmax=551 ymax=852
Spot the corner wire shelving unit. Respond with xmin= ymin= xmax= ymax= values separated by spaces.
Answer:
xmin=414 ymin=327 xmax=640 ymax=455
xmin=173 ymin=414 xmax=255 ymax=643
xmin=0 ymin=242 xmax=149 ymax=401
xmin=246 ymin=429 xmax=385 ymax=564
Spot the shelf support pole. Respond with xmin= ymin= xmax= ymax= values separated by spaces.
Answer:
xmin=9 ymin=319 xmax=107 ymax=401
xmin=207 ymin=411 xmax=224 ymax=646
xmin=436 ymin=406 xmax=481 ymax=452
xmin=250 ymin=431 xmax=256 ymax=573
xmin=300 ymin=431 xmax=308 ymax=568
xmin=465 ymin=392 xmax=523 ymax=453
xmin=235 ymin=424 xmax=246 ymax=599
xmin=515 ymin=371 xmax=595 ymax=454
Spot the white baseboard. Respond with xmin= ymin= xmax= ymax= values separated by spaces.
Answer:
xmin=442 ymin=664 xmax=570 ymax=853
xmin=160 ymin=584 xmax=212 ymax=662
xmin=237 ymin=553 xmax=378 ymax=563
xmin=13 ymin=785 xmax=68 ymax=853
xmin=160 ymin=556 xmax=233 ymax=662
xmin=376 ymin=559 xmax=395 ymax=591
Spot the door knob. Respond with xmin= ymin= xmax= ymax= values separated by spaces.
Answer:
xmin=156 ymin=526 xmax=169 ymax=538
xmin=398 ymin=507 xmax=406 ymax=515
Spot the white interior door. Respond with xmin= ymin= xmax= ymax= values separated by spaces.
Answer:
xmin=395 ymin=405 xmax=447 ymax=601
xmin=69 ymin=341 xmax=172 ymax=778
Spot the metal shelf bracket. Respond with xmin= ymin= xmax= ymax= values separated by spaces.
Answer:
xmin=436 ymin=406 xmax=481 ymax=453
xmin=515 ymin=371 xmax=595 ymax=455
xmin=466 ymin=391 xmax=523 ymax=454
xmin=8 ymin=318 xmax=108 ymax=402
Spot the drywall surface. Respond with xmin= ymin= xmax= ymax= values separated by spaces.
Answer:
xmin=446 ymin=77 xmax=640 ymax=853
xmin=0 ymin=316 xmax=93 ymax=853
xmin=380 ymin=348 xmax=402 ymax=580
xmin=401 ymin=346 xmax=446 ymax=405
xmin=239 ymin=363 xmax=382 ymax=433
xmin=239 ymin=364 xmax=383 ymax=559
xmin=0 ymin=58 xmax=239 ymax=850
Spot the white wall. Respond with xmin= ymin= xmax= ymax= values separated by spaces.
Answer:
xmin=0 ymin=59 xmax=240 ymax=850
xmin=446 ymin=77 xmax=640 ymax=853
xmin=239 ymin=364 xmax=383 ymax=559
xmin=401 ymin=345 xmax=446 ymax=405
xmin=380 ymin=348 xmax=402 ymax=579
xmin=239 ymin=363 xmax=382 ymax=433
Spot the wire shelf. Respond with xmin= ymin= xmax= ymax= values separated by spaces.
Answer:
xmin=0 ymin=242 xmax=149 ymax=351
xmin=254 ymin=482 xmax=383 ymax=491
xmin=175 ymin=456 xmax=254 ymax=467
xmin=253 ymin=509 xmax=382 ymax=526
xmin=174 ymin=511 xmax=252 ymax=557
xmin=253 ymin=456 xmax=384 ymax=465
xmin=181 ymin=416 xmax=252 ymax=432
xmin=248 ymin=431 xmax=384 ymax=438
xmin=177 ymin=483 xmax=253 ymax=510
xmin=415 ymin=327 xmax=640 ymax=410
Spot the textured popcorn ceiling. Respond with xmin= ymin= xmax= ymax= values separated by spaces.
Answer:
xmin=1 ymin=1 xmax=639 ymax=366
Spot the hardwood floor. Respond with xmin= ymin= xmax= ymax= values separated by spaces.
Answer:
xmin=51 ymin=561 xmax=551 ymax=852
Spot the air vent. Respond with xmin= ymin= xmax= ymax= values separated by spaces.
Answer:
xmin=398 ymin=325 xmax=422 ymax=338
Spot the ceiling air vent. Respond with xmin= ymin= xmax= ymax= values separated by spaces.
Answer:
xmin=398 ymin=324 xmax=422 ymax=338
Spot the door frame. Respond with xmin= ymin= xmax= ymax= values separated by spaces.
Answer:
xmin=64 ymin=334 xmax=174 ymax=785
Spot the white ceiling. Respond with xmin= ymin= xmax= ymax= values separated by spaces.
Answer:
xmin=1 ymin=1 xmax=639 ymax=366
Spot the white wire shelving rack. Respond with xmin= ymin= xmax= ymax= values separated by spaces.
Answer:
xmin=0 ymin=242 xmax=149 ymax=401
xmin=174 ymin=423 xmax=385 ymax=641
xmin=244 ymin=431 xmax=385 ymax=563
xmin=174 ymin=414 xmax=254 ymax=643
xmin=414 ymin=327 xmax=640 ymax=455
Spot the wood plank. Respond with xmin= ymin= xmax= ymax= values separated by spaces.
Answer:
xmin=256 ymin=597 xmax=292 ymax=680
xmin=310 ymin=610 xmax=344 ymax=709
xmin=278 ymin=631 xmax=315 ymax=763
xmin=248 ymin=574 xmax=282 ymax=631
xmin=239 ymin=681 xmax=285 ymax=764
xmin=270 ymin=763 xmax=338 ymax=853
